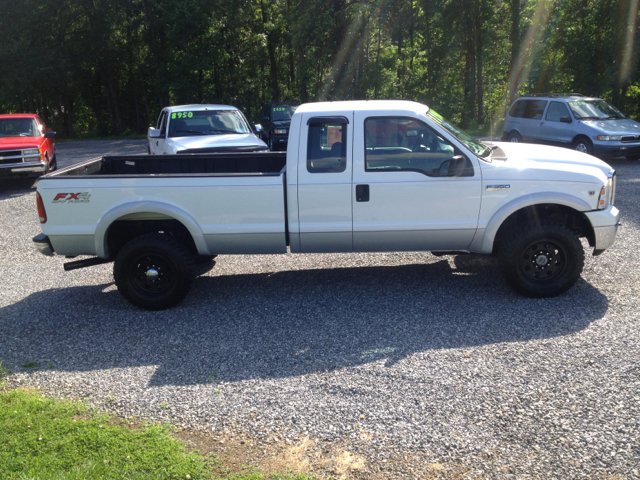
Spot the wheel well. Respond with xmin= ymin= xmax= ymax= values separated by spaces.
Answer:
xmin=493 ymin=204 xmax=595 ymax=254
xmin=106 ymin=218 xmax=198 ymax=260
xmin=572 ymin=134 xmax=592 ymax=145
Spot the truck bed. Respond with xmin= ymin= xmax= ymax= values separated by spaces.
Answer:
xmin=47 ymin=152 xmax=287 ymax=178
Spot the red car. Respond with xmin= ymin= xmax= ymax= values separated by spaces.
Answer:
xmin=0 ymin=114 xmax=56 ymax=177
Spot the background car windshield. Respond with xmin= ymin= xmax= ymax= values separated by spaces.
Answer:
xmin=426 ymin=109 xmax=485 ymax=155
xmin=168 ymin=110 xmax=250 ymax=137
xmin=0 ymin=118 xmax=39 ymax=137
xmin=272 ymin=106 xmax=297 ymax=121
xmin=568 ymin=100 xmax=625 ymax=120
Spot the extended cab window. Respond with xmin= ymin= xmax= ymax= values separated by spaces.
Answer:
xmin=509 ymin=99 xmax=548 ymax=120
xmin=307 ymin=119 xmax=347 ymax=173
xmin=364 ymin=117 xmax=472 ymax=177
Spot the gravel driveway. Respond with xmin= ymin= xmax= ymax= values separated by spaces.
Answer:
xmin=0 ymin=140 xmax=639 ymax=479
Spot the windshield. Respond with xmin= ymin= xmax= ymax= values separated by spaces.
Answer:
xmin=426 ymin=109 xmax=487 ymax=156
xmin=0 ymin=118 xmax=39 ymax=137
xmin=568 ymin=100 xmax=626 ymax=120
xmin=168 ymin=110 xmax=251 ymax=137
xmin=272 ymin=105 xmax=297 ymax=122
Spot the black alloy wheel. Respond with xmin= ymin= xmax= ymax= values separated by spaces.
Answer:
xmin=114 ymin=233 xmax=195 ymax=310
xmin=498 ymin=220 xmax=584 ymax=298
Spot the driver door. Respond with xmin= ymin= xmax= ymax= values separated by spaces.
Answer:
xmin=352 ymin=113 xmax=482 ymax=251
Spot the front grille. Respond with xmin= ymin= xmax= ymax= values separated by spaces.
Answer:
xmin=621 ymin=136 xmax=640 ymax=143
xmin=0 ymin=150 xmax=22 ymax=158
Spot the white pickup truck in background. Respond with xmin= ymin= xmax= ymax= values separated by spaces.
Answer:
xmin=147 ymin=104 xmax=267 ymax=155
xmin=34 ymin=100 xmax=620 ymax=310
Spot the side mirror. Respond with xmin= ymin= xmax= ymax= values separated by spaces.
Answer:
xmin=254 ymin=124 xmax=264 ymax=135
xmin=44 ymin=131 xmax=56 ymax=138
xmin=560 ymin=116 xmax=572 ymax=124
xmin=148 ymin=127 xmax=162 ymax=138
xmin=444 ymin=155 xmax=466 ymax=177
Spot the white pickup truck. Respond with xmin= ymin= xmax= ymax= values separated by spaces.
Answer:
xmin=33 ymin=100 xmax=620 ymax=310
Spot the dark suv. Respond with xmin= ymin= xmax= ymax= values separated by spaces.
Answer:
xmin=260 ymin=102 xmax=299 ymax=151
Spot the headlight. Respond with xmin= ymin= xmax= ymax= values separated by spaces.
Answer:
xmin=598 ymin=170 xmax=616 ymax=209
xmin=274 ymin=128 xmax=287 ymax=135
xmin=596 ymin=135 xmax=622 ymax=141
xmin=22 ymin=148 xmax=39 ymax=155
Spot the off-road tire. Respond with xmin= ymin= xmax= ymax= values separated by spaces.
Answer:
xmin=497 ymin=220 xmax=584 ymax=298
xmin=114 ymin=233 xmax=195 ymax=310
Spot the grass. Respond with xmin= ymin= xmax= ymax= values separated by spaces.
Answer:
xmin=0 ymin=387 xmax=313 ymax=480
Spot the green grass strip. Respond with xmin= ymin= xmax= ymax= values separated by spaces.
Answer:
xmin=0 ymin=387 xmax=313 ymax=480
xmin=0 ymin=388 xmax=213 ymax=479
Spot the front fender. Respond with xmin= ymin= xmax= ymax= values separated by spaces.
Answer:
xmin=94 ymin=200 xmax=209 ymax=258
xmin=470 ymin=192 xmax=593 ymax=254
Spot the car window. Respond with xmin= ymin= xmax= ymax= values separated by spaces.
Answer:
xmin=509 ymin=99 xmax=548 ymax=120
xmin=307 ymin=120 xmax=347 ymax=173
xmin=0 ymin=118 xmax=39 ymax=137
xmin=364 ymin=117 xmax=472 ymax=177
xmin=568 ymin=100 xmax=626 ymax=120
xmin=168 ymin=110 xmax=250 ymax=137
xmin=272 ymin=106 xmax=297 ymax=121
xmin=156 ymin=110 xmax=167 ymax=135
xmin=545 ymin=102 xmax=571 ymax=122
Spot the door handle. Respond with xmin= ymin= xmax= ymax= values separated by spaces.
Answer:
xmin=356 ymin=184 xmax=369 ymax=202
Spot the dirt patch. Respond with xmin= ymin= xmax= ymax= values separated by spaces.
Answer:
xmin=175 ymin=428 xmax=473 ymax=479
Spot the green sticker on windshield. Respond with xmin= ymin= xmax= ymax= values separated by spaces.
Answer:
xmin=171 ymin=112 xmax=194 ymax=119
xmin=571 ymin=101 xmax=587 ymax=106
xmin=273 ymin=107 xmax=287 ymax=112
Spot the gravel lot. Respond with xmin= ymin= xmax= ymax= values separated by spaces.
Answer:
xmin=1 ymin=140 xmax=639 ymax=479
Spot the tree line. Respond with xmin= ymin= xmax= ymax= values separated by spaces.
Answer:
xmin=1 ymin=0 xmax=638 ymax=137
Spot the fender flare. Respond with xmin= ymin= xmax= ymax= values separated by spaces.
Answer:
xmin=94 ymin=200 xmax=209 ymax=258
xmin=473 ymin=192 xmax=593 ymax=254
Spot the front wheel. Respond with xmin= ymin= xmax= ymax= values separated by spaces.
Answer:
xmin=572 ymin=137 xmax=593 ymax=155
xmin=114 ymin=233 xmax=195 ymax=310
xmin=497 ymin=221 xmax=584 ymax=298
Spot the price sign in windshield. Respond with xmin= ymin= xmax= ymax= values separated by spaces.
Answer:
xmin=171 ymin=112 xmax=194 ymax=119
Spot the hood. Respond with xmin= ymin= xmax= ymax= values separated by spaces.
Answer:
xmin=166 ymin=133 xmax=268 ymax=153
xmin=493 ymin=142 xmax=613 ymax=177
xmin=581 ymin=118 xmax=640 ymax=135
xmin=0 ymin=136 xmax=41 ymax=150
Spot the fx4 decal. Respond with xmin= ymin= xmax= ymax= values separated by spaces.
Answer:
xmin=53 ymin=193 xmax=91 ymax=203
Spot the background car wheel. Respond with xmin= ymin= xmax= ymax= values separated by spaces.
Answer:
xmin=509 ymin=131 xmax=522 ymax=143
xmin=268 ymin=135 xmax=274 ymax=151
xmin=572 ymin=137 xmax=593 ymax=155
xmin=114 ymin=233 xmax=195 ymax=310
xmin=497 ymin=220 xmax=584 ymax=298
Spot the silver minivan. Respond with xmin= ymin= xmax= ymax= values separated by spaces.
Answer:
xmin=501 ymin=94 xmax=640 ymax=159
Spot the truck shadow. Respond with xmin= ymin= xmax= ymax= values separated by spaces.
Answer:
xmin=0 ymin=177 xmax=37 ymax=199
xmin=0 ymin=257 xmax=608 ymax=387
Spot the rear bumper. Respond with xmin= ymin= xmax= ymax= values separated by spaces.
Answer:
xmin=33 ymin=233 xmax=55 ymax=256
xmin=584 ymin=206 xmax=620 ymax=254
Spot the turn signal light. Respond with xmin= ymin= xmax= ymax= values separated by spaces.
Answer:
xmin=36 ymin=192 xmax=47 ymax=223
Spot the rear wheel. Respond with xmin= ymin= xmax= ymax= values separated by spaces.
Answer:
xmin=114 ymin=233 xmax=195 ymax=310
xmin=509 ymin=131 xmax=522 ymax=143
xmin=497 ymin=221 xmax=584 ymax=298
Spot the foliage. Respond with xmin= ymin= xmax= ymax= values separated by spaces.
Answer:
xmin=0 ymin=0 xmax=639 ymax=137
